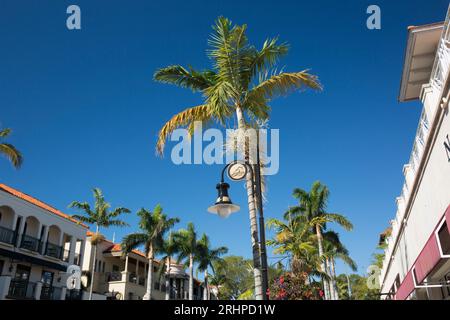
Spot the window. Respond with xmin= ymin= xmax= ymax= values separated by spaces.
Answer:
xmin=112 ymin=265 xmax=120 ymax=272
xmin=0 ymin=260 xmax=4 ymax=275
xmin=41 ymin=271 xmax=54 ymax=286
xmin=15 ymin=265 xmax=31 ymax=281
xmin=102 ymin=261 xmax=105 ymax=273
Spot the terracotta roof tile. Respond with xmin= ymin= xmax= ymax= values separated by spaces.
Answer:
xmin=0 ymin=183 xmax=88 ymax=228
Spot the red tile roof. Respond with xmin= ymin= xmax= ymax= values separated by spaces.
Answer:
xmin=0 ymin=183 xmax=88 ymax=228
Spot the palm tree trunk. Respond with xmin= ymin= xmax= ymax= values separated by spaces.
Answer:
xmin=88 ymin=224 xmax=99 ymax=301
xmin=330 ymin=257 xmax=339 ymax=300
xmin=203 ymin=270 xmax=209 ymax=300
xmin=236 ymin=106 xmax=263 ymax=300
xmin=165 ymin=259 xmax=171 ymax=300
xmin=326 ymin=258 xmax=334 ymax=300
xmin=143 ymin=247 xmax=154 ymax=300
xmin=189 ymin=254 xmax=194 ymax=300
xmin=315 ymin=224 xmax=330 ymax=300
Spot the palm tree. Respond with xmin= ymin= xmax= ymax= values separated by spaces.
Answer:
xmin=121 ymin=205 xmax=179 ymax=300
xmin=209 ymin=271 xmax=227 ymax=299
xmin=196 ymin=233 xmax=228 ymax=300
xmin=69 ymin=188 xmax=130 ymax=300
xmin=266 ymin=213 xmax=328 ymax=282
xmin=0 ymin=128 xmax=23 ymax=169
xmin=322 ymin=231 xmax=357 ymax=300
xmin=154 ymin=16 xmax=321 ymax=299
xmin=174 ymin=222 xmax=200 ymax=300
xmin=158 ymin=232 xmax=181 ymax=300
xmin=290 ymin=181 xmax=353 ymax=300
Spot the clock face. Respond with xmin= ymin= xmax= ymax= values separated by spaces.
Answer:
xmin=227 ymin=163 xmax=247 ymax=181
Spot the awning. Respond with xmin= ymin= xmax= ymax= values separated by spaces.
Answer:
xmin=0 ymin=248 xmax=67 ymax=271
xmin=394 ymin=205 xmax=450 ymax=299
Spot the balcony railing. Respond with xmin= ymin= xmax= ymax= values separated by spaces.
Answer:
xmin=45 ymin=242 xmax=63 ymax=260
xmin=106 ymin=272 xmax=121 ymax=282
xmin=0 ymin=225 xmax=16 ymax=245
xmin=20 ymin=234 xmax=42 ymax=253
xmin=8 ymin=280 xmax=36 ymax=299
xmin=40 ymin=285 xmax=62 ymax=300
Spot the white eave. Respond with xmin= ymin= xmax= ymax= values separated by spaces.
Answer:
xmin=399 ymin=22 xmax=444 ymax=102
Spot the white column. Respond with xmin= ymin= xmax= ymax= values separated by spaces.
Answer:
xmin=78 ymin=240 xmax=86 ymax=267
xmin=121 ymin=255 xmax=129 ymax=282
xmin=58 ymin=232 xmax=64 ymax=247
xmin=69 ymin=237 xmax=76 ymax=264
xmin=16 ymin=217 xmax=26 ymax=247
xmin=0 ymin=275 xmax=12 ymax=299
xmin=40 ymin=226 xmax=48 ymax=255
xmin=60 ymin=287 xmax=67 ymax=300
xmin=34 ymin=282 xmax=43 ymax=300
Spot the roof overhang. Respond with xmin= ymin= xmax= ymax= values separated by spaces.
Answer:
xmin=399 ymin=22 xmax=444 ymax=102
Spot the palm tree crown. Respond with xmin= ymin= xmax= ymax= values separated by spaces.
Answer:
xmin=154 ymin=16 xmax=321 ymax=154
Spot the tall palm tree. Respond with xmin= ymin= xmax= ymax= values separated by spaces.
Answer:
xmin=154 ymin=16 xmax=321 ymax=299
xmin=69 ymin=188 xmax=130 ymax=300
xmin=0 ymin=128 xmax=23 ymax=169
xmin=322 ymin=231 xmax=357 ymax=300
xmin=174 ymin=222 xmax=200 ymax=300
xmin=158 ymin=231 xmax=181 ymax=300
xmin=196 ymin=233 xmax=228 ymax=300
xmin=290 ymin=181 xmax=353 ymax=300
xmin=121 ymin=205 xmax=179 ymax=300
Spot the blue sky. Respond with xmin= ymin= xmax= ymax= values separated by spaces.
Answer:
xmin=1 ymin=0 xmax=449 ymax=276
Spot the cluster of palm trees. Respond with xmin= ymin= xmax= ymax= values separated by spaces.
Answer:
xmin=69 ymin=188 xmax=227 ymax=300
xmin=267 ymin=181 xmax=356 ymax=300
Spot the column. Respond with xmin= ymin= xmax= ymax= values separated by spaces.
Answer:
xmin=121 ymin=255 xmax=129 ymax=282
xmin=60 ymin=287 xmax=67 ymax=300
xmin=40 ymin=226 xmax=48 ymax=255
xmin=78 ymin=240 xmax=86 ymax=267
xmin=15 ymin=217 xmax=25 ymax=247
xmin=34 ymin=282 xmax=43 ymax=300
xmin=135 ymin=261 xmax=139 ymax=284
xmin=0 ymin=275 xmax=12 ymax=300
xmin=68 ymin=237 xmax=76 ymax=264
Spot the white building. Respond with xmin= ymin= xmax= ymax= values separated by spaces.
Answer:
xmin=379 ymin=6 xmax=450 ymax=300
xmin=82 ymin=233 xmax=208 ymax=300
xmin=0 ymin=184 xmax=87 ymax=300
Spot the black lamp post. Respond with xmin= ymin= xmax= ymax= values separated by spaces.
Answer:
xmin=208 ymin=159 xmax=269 ymax=299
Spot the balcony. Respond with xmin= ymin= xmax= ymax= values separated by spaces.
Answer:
xmin=7 ymin=280 xmax=36 ymax=299
xmin=45 ymin=242 xmax=64 ymax=260
xmin=0 ymin=225 xmax=16 ymax=245
xmin=20 ymin=234 xmax=42 ymax=253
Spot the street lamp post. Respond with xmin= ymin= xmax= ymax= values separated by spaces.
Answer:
xmin=208 ymin=159 xmax=269 ymax=300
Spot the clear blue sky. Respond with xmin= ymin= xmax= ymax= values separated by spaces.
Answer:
xmin=1 ymin=0 xmax=448 ymax=276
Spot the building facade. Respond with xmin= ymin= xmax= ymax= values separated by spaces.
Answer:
xmin=0 ymin=184 xmax=87 ymax=300
xmin=379 ymin=6 xmax=450 ymax=300
xmin=82 ymin=233 xmax=207 ymax=300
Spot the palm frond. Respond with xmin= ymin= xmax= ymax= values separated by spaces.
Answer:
xmin=154 ymin=65 xmax=216 ymax=92
xmin=156 ymin=104 xmax=212 ymax=155
xmin=249 ymin=71 xmax=321 ymax=102
xmin=0 ymin=143 xmax=23 ymax=168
